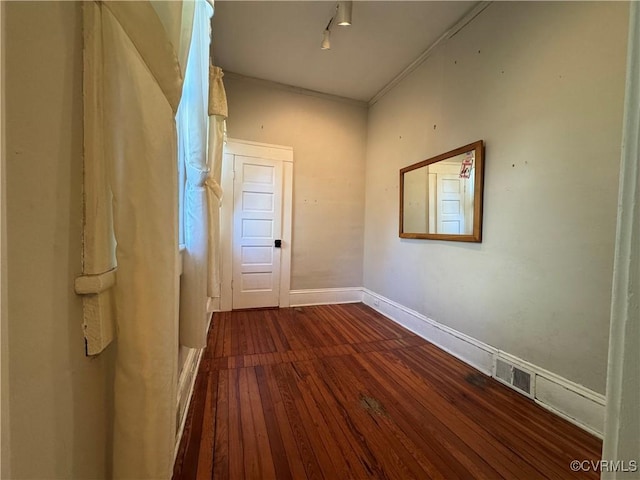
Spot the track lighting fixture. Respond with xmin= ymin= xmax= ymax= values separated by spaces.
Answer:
xmin=320 ymin=1 xmax=352 ymax=50
xmin=336 ymin=1 xmax=352 ymax=26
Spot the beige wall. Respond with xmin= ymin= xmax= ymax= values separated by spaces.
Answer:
xmin=364 ymin=1 xmax=628 ymax=394
xmin=224 ymin=77 xmax=368 ymax=290
xmin=5 ymin=3 xmax=113 ymax=478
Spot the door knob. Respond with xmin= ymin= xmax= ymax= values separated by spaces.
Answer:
xmin=274 ymin=239 xmax=282 ymax=248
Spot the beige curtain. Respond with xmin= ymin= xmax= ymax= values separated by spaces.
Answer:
xmin=178 ymin=0 xmax=214 ymax=348
xmin=206 ymin=66 xmax=228 ymax=299
xmin=82 ymin=2 xmax=186 ymax=478
xmin=80 ymin=1 xmax=218 ymax=474
xmin=151 ymin=0 xmax=195 ymax=77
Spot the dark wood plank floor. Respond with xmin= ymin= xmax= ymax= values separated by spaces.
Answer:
xmin=173 ymin=303 xmax=602 ymax=479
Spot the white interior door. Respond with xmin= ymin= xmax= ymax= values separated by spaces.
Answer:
xmin=436 ymin=173 xmax=465 ymax=234
xmin=232 ymin=155 xmax=283 ymax=309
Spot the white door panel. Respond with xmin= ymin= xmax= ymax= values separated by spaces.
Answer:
xmin=242 ymin=191 xmax=274 ymax=211
xmin=242 ymin=218 xmax=273 ymax=238
xmin=437 ymin=174 xmax=465 ymax=234
xmin=232 ymin=155 xmax=283 ymax=309
xmin=241 ymin=246 xmax=273 ymax=264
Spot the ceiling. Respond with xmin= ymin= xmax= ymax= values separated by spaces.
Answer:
xmin=211 ymin=1 xmax=478 ymax=102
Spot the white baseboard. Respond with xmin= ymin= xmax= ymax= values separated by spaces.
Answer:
xmin=174 ymin=347 xmax=205 ymax=461
xmin=361 ymin=288 xmax=606 ymax=438
xmin=534 ymin=376 xmax=605 ymax=438
xmin=289 ymin=287 xmax=363 ymax=307
xmin=362 ymin=289 xmax=496 ymax=374
xmin=207 ymin=296 xmax=220 ymax=313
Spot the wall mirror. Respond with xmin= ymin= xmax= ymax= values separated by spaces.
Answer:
xmin=400 ymin=140 xmax=485 ymax=242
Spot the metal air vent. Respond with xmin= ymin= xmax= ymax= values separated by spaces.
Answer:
xmin=494 ymin=357 xmax=533 ymax=397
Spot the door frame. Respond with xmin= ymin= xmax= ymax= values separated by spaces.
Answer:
xmin=219 ymin=138 xmax=293 ymax=311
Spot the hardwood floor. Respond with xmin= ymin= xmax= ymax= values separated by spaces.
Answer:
xmin=173 ymin=303 xmax=602 ymax=479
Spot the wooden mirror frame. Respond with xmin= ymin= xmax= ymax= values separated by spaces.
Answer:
xmin=399 ymin=140 xmax=485 ymax=242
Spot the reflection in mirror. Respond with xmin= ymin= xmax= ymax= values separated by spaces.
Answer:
xmin=400 ymin=140 xmax=484 ymax=242
xmin=403 ymin=151 xmax=475 ymax=235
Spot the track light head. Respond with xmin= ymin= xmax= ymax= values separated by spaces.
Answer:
xmin=336 ymin=1 xmax=352 ymax=26
xmin=321 ymin=29 xmax=331 ymax=50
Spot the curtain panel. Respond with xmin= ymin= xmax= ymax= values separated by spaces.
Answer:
xmin=207 ymin=66 xmax=228 ymax=298
xmin=80 ymin=0 xmax=218 ymax=474
xmin=81 ymin=2 xmax=186 ymax=477
xmin=178 ymin=0 xmax=214 ymax=348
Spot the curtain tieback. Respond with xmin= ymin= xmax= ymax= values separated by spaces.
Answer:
xmin=204 ymin=177 xmax=223 ymax=205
